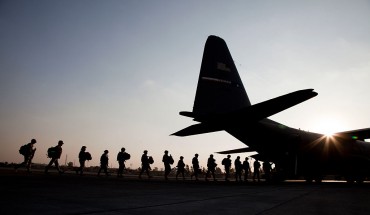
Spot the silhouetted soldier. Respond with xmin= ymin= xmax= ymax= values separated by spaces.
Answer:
xmin=162 ymin=150 xmax=173 ymax=180
xmin=191 ymin=153 xmax=200 ymax=180
xmin=98 ymin=150 xmax=110 ymax=176
xmin=234 ymin=156 xmax=242 ymax=182
xmin=139 ymin=150 xmax=151 ymax=179
xmin=45 ymin=140 xmax=64 ymax=174
xmin=253 ymin=159 xmax=261 ymax=182
xmin=176 ymin=156 xmax=185 ymax=180
xmin=222 ymin=155 xmax=232 ymax=181
xmin=117 ymin=147 xmax=130 ymax=178
xmin=263 ymin=161 xmax=272 ymax=182
xmin=242 ymin=157 xmax=251 ymax=182
xmin=76 ymin=146 xmax=91 ymax=175
xmin=205 ymin=154 xmax=217 ymax=181
xmin=15 ymin=138 xmax=37 ymax=173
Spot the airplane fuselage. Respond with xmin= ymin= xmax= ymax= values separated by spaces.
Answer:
xmin=227 ymin=118 xmax=370 ymax=181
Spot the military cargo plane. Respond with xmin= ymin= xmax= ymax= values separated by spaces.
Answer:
xmin=172 ymin=35 xmax=370 ymax=183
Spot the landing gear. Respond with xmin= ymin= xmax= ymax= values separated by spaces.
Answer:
xmin=345 ymin=176 xmax=365 ymax=184
xmin=304 ymin=176 xmax=323 ymax=183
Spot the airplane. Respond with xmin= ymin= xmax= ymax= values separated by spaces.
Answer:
xmin=172 ymin=35 xmax=370 ymax=183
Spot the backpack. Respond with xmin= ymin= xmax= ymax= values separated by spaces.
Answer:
xmin=19 ymin=145 xmax=28 ymax=155
xmin=123 ymin=152 xmax=131 ymax=160
xmin=169 ymin=155 xmax=174 ymax=165
xmin=117 ymin=152 xmax=130 ymax=161
xmin=221 ymin=158 xmax=226 ymax=165
xmin=47 ymin=147 xmax=57 ymax=158
xmin=85 ymin=152 xmax=92 ymax=160
xmin=148 ymin=156 xmax=154 ymax=164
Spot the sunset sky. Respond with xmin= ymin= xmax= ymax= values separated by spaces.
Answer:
xmin=1 ymin=0 xmax=369 ymax=169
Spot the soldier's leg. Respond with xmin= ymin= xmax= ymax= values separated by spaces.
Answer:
xmin=45 ymin=158 xmax=55 ymax=173
xmin=117 ymin=164 xmax=122 ymax=176
xmin=54 ymin=159 xmax=63 ymax=173
xmin=97 ymin=167 xmax=101 ymax=176
xmin=80 ymin=161 xmax=85 ymax=175
xmin=26 ymin=156 xmax=32 ymax=172
xmin=104 ymin=166 xmax=108 ymax=175
xmin=15 ymin=156 xmax=27 ymax=170
xmin=146 ymin=167 xmax=151 ymax=177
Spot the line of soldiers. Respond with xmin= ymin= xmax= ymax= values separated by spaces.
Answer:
xmin=15 ymin=139 xmax=37 ymax=173
xmin=15 ymin=139 xmax=67 ymax=174
xmin=146 ymin=150 xmax=271 ymax=182
xmin=15 ymin=139 xmax=271 ymax=181
xmin=15 ymin=139 xmax=130 ymax=177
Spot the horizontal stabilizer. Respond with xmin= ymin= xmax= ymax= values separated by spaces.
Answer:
xmin=216 ymin=147 xmax=256 ymax=154
xmin=335 ymin=128 xmax=370 ymax=141
xmin=179 ymin=111 xmax=196 ymax=118
xmin=237 ymin=89 xmax=318 ymax=121
xmin=171 ymin=123 xmax=222 ymax=137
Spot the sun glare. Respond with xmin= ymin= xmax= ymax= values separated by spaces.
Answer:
xmin=314 ymin=118 xmax=344 ymax=137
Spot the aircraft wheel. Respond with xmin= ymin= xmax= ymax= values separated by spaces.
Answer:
xmin=304 ymin=177 xmax=313 ymax=183
xmin=355 ymin=177 xmax=365 ymax=184
xmin=345 ymin=177 xmax=354 ymax=184
xmin=314 ymin=177 xmax=322 ymax=183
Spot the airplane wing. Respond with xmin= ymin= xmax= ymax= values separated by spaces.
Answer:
xmin=335 ymin=128 xmax=370 ymax=141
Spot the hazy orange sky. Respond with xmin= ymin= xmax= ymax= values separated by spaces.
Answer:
xmin=1 ymin=0 xmax=370 ymax=169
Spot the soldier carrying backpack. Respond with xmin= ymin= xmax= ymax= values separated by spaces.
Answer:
xmin=45 ymin=140 xmax=64 ymax=174
xmin=15 ymin=138 xmax=37 ymax=173
xmin=76 ymin=146 xmax=92 ymax=175
xmin=162 ymin=150 xmax=173 ymax=180
xmin=117 ymin=147 xmax=130 ymax=178
xmin=98 ymin=150 xmax=110 ymax=176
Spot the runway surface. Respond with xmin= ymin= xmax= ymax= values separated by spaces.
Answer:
xmin=1 ymin=168 xmax=370 ymax=215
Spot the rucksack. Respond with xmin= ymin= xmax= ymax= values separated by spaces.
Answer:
xmin=123 ymin=152 xmax=131 ymax=160
xmin=19 ymin=145 xmax=28 ymax=155
xmin=117 ymin=152 xmax=130 ymax=161
xmin=85 ymin=152 xmax=92 ymax=160
xmin=47 ymin=147 xmax=57 ymax=158
xmin=148 ymin=156 xmax=154 ymax=164
xmin=222 ymin=158 xmax=226 ymax=165
xmin=169 ymin=155 xmax=174 ymax=165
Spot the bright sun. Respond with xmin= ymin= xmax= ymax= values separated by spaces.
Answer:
xmin=314 ymin=118 xmax=344 ymax=136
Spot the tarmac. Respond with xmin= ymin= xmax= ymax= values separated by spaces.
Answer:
xmin=1 ymin=168 xmax=370 ymax=215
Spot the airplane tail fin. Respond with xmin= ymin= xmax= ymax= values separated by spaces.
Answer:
xmin=173 ymin=36 xmax=318 ymax=137
xmin=192 ymin=35 xmax=251 ymax=117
